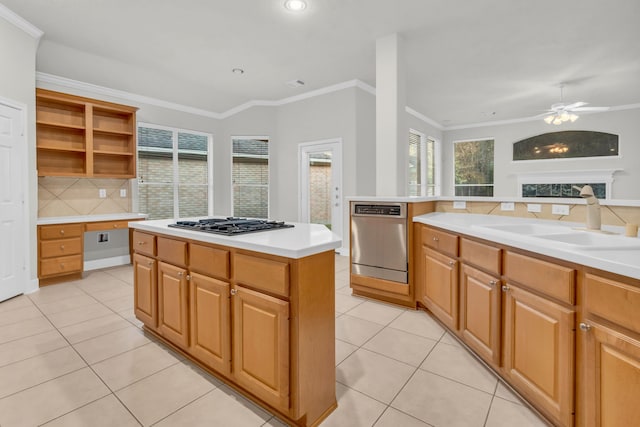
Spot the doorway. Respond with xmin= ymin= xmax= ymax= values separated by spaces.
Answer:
xmin=0 ymin=100 xmax=26 ymax=302
xmin=299 ymin=139 xmax=342 ymax=242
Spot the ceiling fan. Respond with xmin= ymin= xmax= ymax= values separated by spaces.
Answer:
xmin=540 ymin=84 xmax=610 ymax=125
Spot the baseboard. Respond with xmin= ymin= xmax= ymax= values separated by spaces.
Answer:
xmin=24 ymin=277 xmax=40 ymax=294
xmin=84 ymin=255 xmax=131 ymax=271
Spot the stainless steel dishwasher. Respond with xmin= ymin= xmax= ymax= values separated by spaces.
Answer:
xmin=350 ymin=202 xmax=408 ymax=283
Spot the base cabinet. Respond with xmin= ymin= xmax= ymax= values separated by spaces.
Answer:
xmin=502 ymin=284 xmax=575 ymax=427
xmin=232 ymin=284 xmax=290 ymax=411
xmin=460 ymin=264 xmax=501 ymax=366
xmin=421 ymin=246 xmax=458 ymax=330
xmin=189 ymin=272 xmax=231 ymax=376
xmin=158 ymin=261 xmax=189 ymax=348
xmin=133 ymin=253 xmax=157 ymax=328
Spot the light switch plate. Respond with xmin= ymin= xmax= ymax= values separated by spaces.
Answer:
xmin=453 ymin=201 xmax=466 ymax=209
xmin=501 ymin=202 xmax=515 ymax=211
xmin=527 ymin=203 xmax=542 ymax=213
xmin=120 ymin=189 xmax=127 ymax=198
xmin=552 ymin=204 xmax=570 ymax=215
xmin=99 ymin=189 xmax=107 ymax=198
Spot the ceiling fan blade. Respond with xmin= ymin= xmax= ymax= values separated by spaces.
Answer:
xmin=572 ymin=106 xmax=610 ymax=112
xmin=564 ymin=101 xmax=588 ymax=110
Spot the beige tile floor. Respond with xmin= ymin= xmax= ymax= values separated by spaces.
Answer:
xmin=0 ymin=256 xmax=549 ymax=427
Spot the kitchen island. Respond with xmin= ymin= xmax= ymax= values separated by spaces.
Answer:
xmin=129 ymin=219 xmax=341 ymax=427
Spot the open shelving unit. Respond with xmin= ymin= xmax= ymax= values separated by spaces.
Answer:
xmin=36 ymin=89 xmax=138 ymax=178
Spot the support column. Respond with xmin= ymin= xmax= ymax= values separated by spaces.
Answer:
xmin=375 ymin=33 xmax=407 ymax=197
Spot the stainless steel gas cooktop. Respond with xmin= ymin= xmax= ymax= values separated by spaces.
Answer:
xmin=168 ymin=217 xmax=294 ymax=236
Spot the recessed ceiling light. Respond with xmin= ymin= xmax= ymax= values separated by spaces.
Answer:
xmin=232 ymin=68 xmax=244 ymax=74
xmin=284 ymin=0 xmax=307 ymax=11
xmin=285 ymin=79 xmax=305 ymax=88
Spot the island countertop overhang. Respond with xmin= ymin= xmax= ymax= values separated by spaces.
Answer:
xmin=128 ymin=218 xmax=342 ymax=259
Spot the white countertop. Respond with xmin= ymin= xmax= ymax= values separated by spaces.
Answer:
xmin=346 ymin=196 xmax=438 ymax=203
xmin=37 ymin=213 xmax=148 ymax=225
xmin=129 ymin=219 xmax=342 ymax=259
xmin=414 ymin=212 xmax=640 ymax=281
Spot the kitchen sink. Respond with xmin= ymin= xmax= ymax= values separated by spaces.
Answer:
xmin=535 ymin=232 xmax=640 ymax=250
xmin=478 ymin=223 xmax=571 ymax=235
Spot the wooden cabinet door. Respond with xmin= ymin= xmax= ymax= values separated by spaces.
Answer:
xmin=460 ymin=264 xmax=501 ymax=366
xmin=133 ymin=253 xmax=157 ymax=328
xmin=580 ymin=320 xmax=640 ymax=427
xmin=189 ymin=272 xmax=231 ymax=376
xmin=421 ymin=246 xmax=458 ymax=330
xmin=232 ymin=285 xmax=289 ymax=411
xmin=158 ymin=262 xmax=189 ymax=348
xmin=503 ymin=284 xmax=575 ymax=427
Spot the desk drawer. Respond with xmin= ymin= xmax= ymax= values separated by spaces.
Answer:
xmin=133 ymin=231 xmax=156 ymax=256
xmin=40 ymin=238 xmax=82 ymax=258
xmin=584 ymin=273 xmax=640 ymax=335
xmin=40 ymin=224 xmax=83 ymax=240
xmin=40 ymin=255 xmax=82 ymax=277
xmin=460 ymin=238 xmax=501 ymax=275
xmin=85 ymin=220 xmax=130 ymax=232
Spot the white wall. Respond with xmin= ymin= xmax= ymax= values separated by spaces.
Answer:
xmin=442 ymin=109 xmax=640 ymax=200
xmin=0 ymin=15 xmax=39 ymax=290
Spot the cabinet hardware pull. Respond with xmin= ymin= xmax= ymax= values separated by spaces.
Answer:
xmin=186 ymin=275 xmax=191 ymax=281
xmin=60 ymin=230 xmax=65 ymax=235
xmin=579 ymin=323 xmax=592 ymax=332
xmin=147 ymin=260 xmax=153 ymax=266
xmin=60 ymin=245 xmax=65 ymax=250
xmin=177 ymin=271 xmax=183 ymax=277
xmin=432 ymin=236 xmax=439 ymax=241
xmin=501 ymin=285 xmax=510 ymax=292
xmin=448 ymin=260 xmax=455 ymax=266
xmin=230 ymin=289 xmax=237 ymax=296
xmin=138 ymin=241 xmax=145 ymax=245
xmin=113 ymin=224 xmax=118 ymax=228
xmin=60 ymin=263 xmax=64 ymax=269
xmin=489 ymin=280 xmax=497 ymax=286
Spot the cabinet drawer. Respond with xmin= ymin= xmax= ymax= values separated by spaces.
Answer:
xmin=40 ymin=223 xmax=83 ymax=240
xmin=132 ymin=231 xmax=156 ymax=256
xmin=40 ymin=238 xmax=82 ymax=258
xmin=85 ymin=220 xmax=130 ymax=232
xmin=584 ymin=273 xmax=640 ymax=335
xmin=504 ymin=251 xmax=575 ymax=304
xmin=422 ymin=226 xmax=458 ymax=256
xmin=157 ymin=237 xmax=187 ymax=266
xmin=460 ymin=238 xmax=501 ymax=275
xmin=234 ymin=254 xmax=289 ymax=297
xmin=189 ymin=243 xmax=230 ymax=280
xmin=40 ymin=255 xmax=82 ymax=277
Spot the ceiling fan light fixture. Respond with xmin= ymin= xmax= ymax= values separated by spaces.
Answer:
xmin=569 ymin=114 xmax=579 ymax=122
xmin=544 ymin=115 xmax=554 ymax=124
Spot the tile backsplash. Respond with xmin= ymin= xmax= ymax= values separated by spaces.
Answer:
xmin=38 ymin=177 xmax=131 ymax=217
xmin=436 ymin=201 xmax=640 ymax=228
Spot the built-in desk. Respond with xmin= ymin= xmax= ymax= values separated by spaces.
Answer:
xmin=37 ymin=213 xmax=147 ymax=286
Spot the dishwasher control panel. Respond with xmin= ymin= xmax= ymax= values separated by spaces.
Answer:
xmin=352 ymin=203 xmax=406 ymax=218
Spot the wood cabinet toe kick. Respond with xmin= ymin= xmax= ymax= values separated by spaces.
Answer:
xmin=132 ymin=229 xmax=337 ymax=427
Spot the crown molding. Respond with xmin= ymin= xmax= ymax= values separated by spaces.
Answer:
xmin=0 ymin=3 xmax=43 ymax=40
xmin=406 ymin=107 xmax=444 ymax=131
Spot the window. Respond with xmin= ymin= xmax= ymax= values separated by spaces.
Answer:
xmin=408 ymin=130 xmax=438 ymax=196
xmin=232 ymin=137 xmax=269 ymax=218
xmin=454 ymin=138 xmax=494 ymax=196
xmin=137 ymin=123 xmax=212 ymax=220
xmin=513 ymin=131 xmax=619 ymax=161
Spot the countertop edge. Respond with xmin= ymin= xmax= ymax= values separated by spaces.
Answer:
xmin=37 ymin=213 xmax=148 ymax=225
xmin=413 ymin=212 xmax=640 ymax=281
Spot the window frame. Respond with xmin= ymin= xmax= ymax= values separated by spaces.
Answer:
xmin=453 ymin=137 xmax=495 ymax=197
xmin=230 ymin=135 xmax=270 ymax=218
xmin=135 ymin=122 xmax=214 ymax=219
xmin=409 ymin=129 xmax=440 ymax=197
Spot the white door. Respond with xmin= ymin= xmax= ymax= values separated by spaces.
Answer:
xmin=299 ymin=139 xmax=342 ymax=241
xmin=0 ymin=102 xmax=25 ymax=302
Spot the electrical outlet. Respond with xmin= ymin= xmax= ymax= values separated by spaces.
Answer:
xmin=501 ymin=202 xmax=515 ymax=211
xmin=99 ymin=189 xmax=107 ymax=198
xmin=453 ymin=201 xmax=466 ymax=209
xmin=527 ymin=203 xmax=542 ymax=213
xmin=552 ymin=204 xmax=570 ymax=216
xmin=120 ymin=189 xmax=127 ymax=198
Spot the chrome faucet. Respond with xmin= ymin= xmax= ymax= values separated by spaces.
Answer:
xmin=574 ymin=185 xmax=601 ymax=230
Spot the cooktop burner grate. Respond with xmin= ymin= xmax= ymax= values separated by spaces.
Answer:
xmin=168 ymin=217 xmax=294 ymax=236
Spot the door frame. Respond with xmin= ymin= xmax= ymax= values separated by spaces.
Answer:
xmin=298 ymin=138 xmax=343 ymax=243
xmin=0 ymin=95 xmax=29 ymax=298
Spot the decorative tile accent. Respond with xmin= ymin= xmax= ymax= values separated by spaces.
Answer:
xmin=521 ymin=183 xmax=606 ymax=199
xmin=38 ymin=177 xmax=131 ymax=217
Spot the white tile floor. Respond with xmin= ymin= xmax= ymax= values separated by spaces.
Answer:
xmin=0 ymin=255 xmax=549 ymax=426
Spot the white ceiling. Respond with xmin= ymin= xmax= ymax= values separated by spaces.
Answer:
xmin=4 ymin=0 xmax=640 ymax=126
